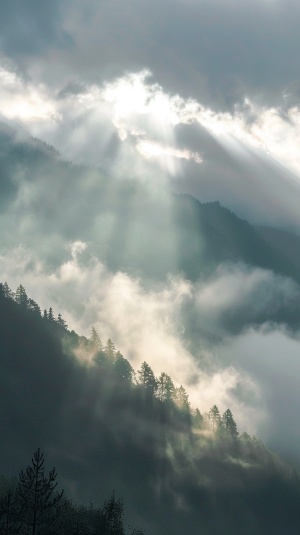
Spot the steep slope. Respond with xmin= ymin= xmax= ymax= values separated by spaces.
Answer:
xmin=1 ymin=290 xmax=300 ymax=534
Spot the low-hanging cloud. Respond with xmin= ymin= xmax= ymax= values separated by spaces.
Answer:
xmin=7 ymin=243 xmax=300 ymax=435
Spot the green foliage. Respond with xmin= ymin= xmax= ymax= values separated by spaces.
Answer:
xmin=105 ymin=338 xmax=117 ymax=360
xmin=89 ymin=327 xmax=103 ymax=352
xmin=174 ymin=385 xmax=190 ymax=412
xmin=157 ymin=372 xmax=175 ymax=403
xmin=192 ymin=408 xmax=204 ymax=429
xmin=114 ymin=352 xmax=134 ymax=382
xmin=56 ymin=313 xmax=68 ymax=330
xmin=222 ymin=408 xmax=239 ymax=439
xmin=15 ymin=285 xmax=28 ymax=309
xmin=207 ymin=405 xmax=222 ymax=432
xmin=0 ymin=282 xmax=14 ymax=300
xmin=28 ymin=299 xmax=41 ymax=316
xmin=137 ymin=362 xmax=158 ymax=396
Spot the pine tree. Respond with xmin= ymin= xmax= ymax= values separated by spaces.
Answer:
xmin=137 ymin=362 xmax=158 ymax=396
xmin=192 ymin=408 xmax=204 ymax=429
xmin=0 ymin=490 xmax=16 ymax=535
xmin=89 ymin=327 xmax=103 ymax=352
xmin=28 ymin=299 xmax=41 ymax=316
xmin=15 ymin=285 xmax=29 ymax=308
xmin=56 ymin=313 xmax=68 ymax=330
xmin=48 ymin=308 xmax=55 ymax=322
xmin=222 ymin=408 xmax=239 ymax=439
xmin=208 ymin=405 xmax=222 ymax=432
xmin=157 ymin=372 xmax=175 ymax=403
xmin=15 ymin=448 xmax=63 ymax=535
xmin=174 ymin=385 xmax=190 ymax=412
xmin=42 ymin=309 xmax=48 ymax=321
xmin=2 ymin=282 xmax=14 ymax=300
xmin=114 ymin=352 xmax=134 ymax=382
xmin=100 ymin=491 xmax=125 ymax=535
xmin=105 ymin=339 xmax=116 ymax=360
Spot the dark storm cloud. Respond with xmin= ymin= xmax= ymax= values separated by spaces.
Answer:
xmin=29 ymin=0 xmax=300 ymax=110
xmin=3 ymin=0 xmax=300 ymax=111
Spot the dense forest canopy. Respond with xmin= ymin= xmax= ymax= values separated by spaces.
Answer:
xmin=1 ymin=282 xmax=300 ymax=534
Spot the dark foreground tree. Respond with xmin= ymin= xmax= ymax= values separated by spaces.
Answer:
xmin=0 ymin=490 xmax=17 ymax=535
xmin=15 ymin=448 xmax=63 ymax=535
xmin=99 ymin=491 xmax=125 ymax=535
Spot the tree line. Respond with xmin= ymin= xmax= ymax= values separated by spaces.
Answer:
xmin=0 ymin=281 xmax=258 ymax=444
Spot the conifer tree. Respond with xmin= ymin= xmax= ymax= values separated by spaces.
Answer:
xmin=114 ymin=352 xmax=134 ymax=382
xmin=48 ymin=308 xmax=55 ymax=322
xmin=105 ymin=338 xmax=116 ymax=360
xmin=2 ymin=282 xmax=14 ymax=300
xmin=15 ymin=285 xmax=28 ymax=308
xmin=208 ymin=405 xmax=222 ymax=432
xmin=174 ymin=385 xmax=190 ymax=412
xmin=28 ymin=299 xmax=41 ymax=316
xmin=157 ymin=372 xmax=175 ymax=403
xmin=15 ymin=448 xmax=63 ymax=535
xmin=100 ymin=491 xmax=125 ymax=535
xmin=89 ymin=327 xmax=103 ymax=352
xmin=56 ymin=313 xmax=68 ymax=330
xmin=137 ymin=362 xmax=158 ymax=396
xmin=222 ymin=408 xmax=239 ymax=439
xmin=192 ymin=408 xmax=204 ymax=429
xmin=0 ymin=490 xmax=16 ymax=535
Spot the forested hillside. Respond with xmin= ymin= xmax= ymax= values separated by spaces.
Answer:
xmin=1 ymin=282 xmax=300 ymax=535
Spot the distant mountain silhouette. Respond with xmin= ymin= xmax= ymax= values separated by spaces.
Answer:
xmin=0 ymin=120 xmax=300 ymax=287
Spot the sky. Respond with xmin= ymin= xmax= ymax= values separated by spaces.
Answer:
xmin=1 ymin=0 xmax=300 ymax=464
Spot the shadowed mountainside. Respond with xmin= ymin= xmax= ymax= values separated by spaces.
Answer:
xmin=1 ymin=288 xmax=300 ymax=534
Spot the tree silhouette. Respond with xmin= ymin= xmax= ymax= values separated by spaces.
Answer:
xmin=0 ymin=490 xmax=17 ymax=535
xmin=56 ymin=313 xmax=68 ymax=330
xmin=137 ymin=362 xmax=157 ymax=396
xmin=208 ymin=405 xmax=222 ymax=432
xmin=157 ymin=372 xmax=175 ymax=404
xmin=100 ymin=491 xmax=125 ymax=535
xmin=174 ymin=385 xmax=190 ymax=412
xmin=15 ymin=285 xmax=28 ymax=309
xmin=222 ymin=408 xmax=238 ymax=439
xmin=114 ymin=352 xmax=134 ymax=382
xmin=89 ymin=327 xmax=103 ymax=352
xmin=15 ymin=448 xmax=63 ymax=535
xmin=28 ymin=299 xmax=41 ymax=316
xmin=105 ymin=338 xmax=116 ymax=360
xmin=1 ymin=282 xmax=14 ymax=300
xmin=48 ymin=308 xmax=55 ymax=322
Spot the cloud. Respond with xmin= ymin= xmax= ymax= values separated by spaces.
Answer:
xmin=0 ymin=243 xmax=266 ymax=432
xmin=2 ymin=64 xmax=300 ymax=232
xmin=182 ymin=263 xmax=300 ymax=340
xmin=219 ymin=328 xmax=300 ymax=463
xmin=23 ymin=0 xmax=299 ymax=111
xmin=0 ymin=0 xmax=71 ymax=59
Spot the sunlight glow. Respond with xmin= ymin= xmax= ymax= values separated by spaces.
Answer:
xmin=137 ymin=139 xmax=202 ymax=164
xmin=0 ymin=65 xmax=59 ymax=122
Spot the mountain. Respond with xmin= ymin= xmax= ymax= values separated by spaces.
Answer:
xmin=1 ymin=288 xmax=300 ymax=535
xmin=1 ymin=122 xmax=300 ymax=289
